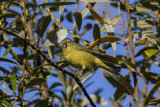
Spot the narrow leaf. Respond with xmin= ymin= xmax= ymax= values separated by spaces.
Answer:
xmin=144 ymin=81 xmax=160 ymax=106
xmin=74 ymin=12 xmax=82 ymax=31
xmin=0 ymin=66 xmax=10 ymax=75
xmin=88 ymin=3 xmax=110 ymax=24
xmin=2 ymin=100 xmax=12 ymax=107
xmin=93 ymin=24 xmax=100 ymax=41
xmin=31 ymin=2 xmax=76 ymax=12
xmin=110 ymin=98 xmax=122 ymax=107
xmin=3 ymin=46 xmax=12 ymax=57
xmin=11 ymin=73 xmax=17 ymax=93
xmin=101 ymin=68 xmax=133 ymax=95
xmin=88 ymin=36 xmax=121 ymax=49
xmin=81 ymin=0 xmax=115 ymax=3
xmin=0 ymin=58 xmax=17 ymax=64
xmin=134 ymin=38 xmax=150 ymax=46
xmin=143 ymin=49 xmax=159 ymax=57
xmin=26 ymin=78 xmax=46 ymax=88
xmin=111 ymin=13 xmax=123 ymax=24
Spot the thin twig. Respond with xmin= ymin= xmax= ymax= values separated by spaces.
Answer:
xmin=0 ymin=26 xmax=96 ymax=107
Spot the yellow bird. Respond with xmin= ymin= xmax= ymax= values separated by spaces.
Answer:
xmin=61 ymin=38 xmax=121 ymax=74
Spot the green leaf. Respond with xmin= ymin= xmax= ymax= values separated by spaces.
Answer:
xmin=114 ymin=89 xmax=126 ymax=101
xmin=88 ymin=3 xmax=109 ymax=24
xmin=143 ymin=49 xmax=159 ymax=57
xmin=81 ymin=0 xmax=115 ymax=3
xmin=43 ymin=28 xmax=68 ymax=47
xmin=48 ymin=46 xmax=54 ymax=59
xmin=3 ymin=46 xmax=12 ymax=57
xmin=26 ymin=78 xmax=46 ymax=88
xmin=0 ymin=13 xmax=17 ymax=20
xmin=2 ymin=100 xmax=12 ymax=107
xmin=74 ymin=12 xmax=82 ymax=31
xmin=66 ymin=11 xmax=73 ymax=22
xmin=93 ymin=24 xmax=100 ymax=41
xmin=0 ymin=58 xmax=17 ymax=64
xmin=134 ymin=38 xmax=150 ymax=46
xmin=135 ymin=47 xmax=158 ymax=57
xmin=110 ymin=98 xmax=122 ymax=107
xmin=66 ymin=86 xmax=73 ymax=102
xmin=81 ymin=94 xmax=108 ymax=106
xmin=0 ymin=66 xmax=10 ymax=75
xmin=142 ymin=72 xmax=160 ymax=84
xmin=73 ymin=68 xmax=96 ymax=90
xmin=35 ymin=14 xmax=51 ymax=37
xmin=144 ymin=81 xmax=160 ymax=106
xmin=49 ymin=82 xmax=62 ymax=89
xmin=110 ymin=13 xmax=123 ymax=24
xmin=35 ymin=99 xmax=49 ymax=107
xmin=11 ymin=73 xmax=17 ymax=94
xmin=101 ymin=68 xmax=133 ymax=95
xmin=59 ymin=0 xmax=68 ymax=18
xmin=31 ymin=2 xmax=76 ymax=12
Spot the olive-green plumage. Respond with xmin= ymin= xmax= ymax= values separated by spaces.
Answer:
xmin=62 ymin=38 xmax=120 ymax=73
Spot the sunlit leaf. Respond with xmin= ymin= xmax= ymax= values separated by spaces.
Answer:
xmin=59 ymin=0 xmax=68 ymax=18
xmin=88 ymin=36 xmax=121 ymax=49
xmin=135 ymin=47 xmax=158 ymax=57
xmin=11 ymin=73 xmax=17 ymax=94
xmin=143 ymin=49 xmax=159 ymax=57
xmin=3 ymin=45 xmax=13 ymax=57
xmin=110 ymin=98 xmax=122 ymax=107
xmin=110 ymin=13 xmax=123 ymax=24
xmin=88 ymin=3 xmax=110 ymax=24
xmin=144 ymin=81 xmax=160 ymax=106
xmin=134 ymin=38 xmax=150 ymax=46
xmin=43 ymin=28 xmax=68 ymax=47
xmin=2 ymin=100 xmax=12 ymax=107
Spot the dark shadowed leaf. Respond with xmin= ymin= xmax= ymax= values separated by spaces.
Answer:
xmin=114 ymin=89 xmax=126 ymax=101
xmin=11 ymin=73 xmax=17 ymax=93
xmin=93 ymin=24 xmax=100 ymax=41
xmin=135 ymin=47 xmax=158 ymax=57
xmin=26 ymin=78 xmax=46 ymax=88
xmin=31 ymin=2 xmax=76 ymax=12
xmin=0 ymin=13 xmax=18 ymax=20
xmin=101 ymin=68 xmax=133 ymax=95
xmin=144 ymin=81 xmax=160 ymax=106
xmin=66 ymin=11 xmax=73 ymax=22
xmin=0 ymin=66 xmax=10 ymax=75
xmin=35 ymin=99 xmax=49 ymax=107
xmin=49 ymin=82 xmax=62 ymax=89
xmin=74 ymin=12 xmax=82 ymax=31
xmin=142 ymin=72 xmax=160 ymax=84
xmin=35 ymin=14 xmax=51 ymax=37
xmin=0 ymin=58 xmax=17 ymax=64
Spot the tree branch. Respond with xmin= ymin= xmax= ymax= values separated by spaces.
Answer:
xmin=124 ymin=0 xmax=140 ymax=106
xmin=0 ymin=26 xmax=96 ymax=107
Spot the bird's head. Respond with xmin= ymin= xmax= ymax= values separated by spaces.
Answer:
xmin=62 ymin=38 xmax=73 ymax=49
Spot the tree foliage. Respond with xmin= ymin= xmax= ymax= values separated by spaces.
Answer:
xmin=0 ymin=0 xmax=160 ymax=107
